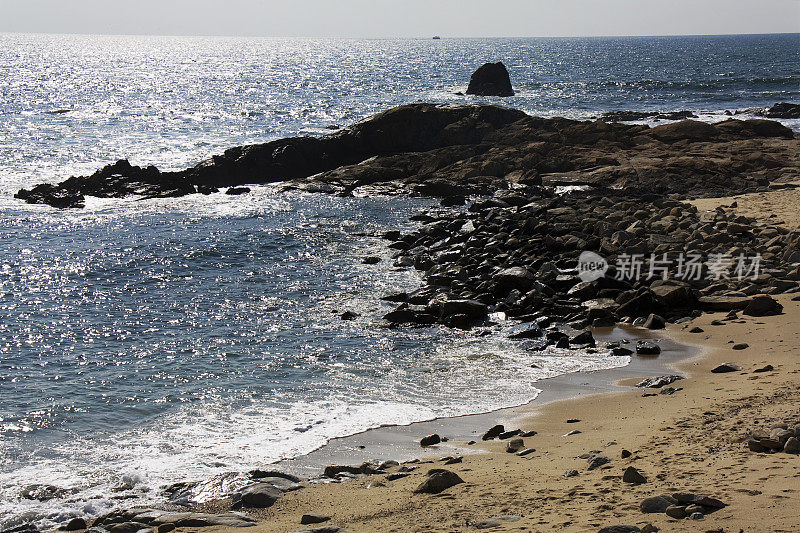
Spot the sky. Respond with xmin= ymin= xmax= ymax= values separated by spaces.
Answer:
xmin=0 ymin=0 xmax=798 ymax=38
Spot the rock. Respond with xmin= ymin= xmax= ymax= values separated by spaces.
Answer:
xmin=482 ymin=424 xmax=505 ymax=440
xmin=301 ymin=515 xmax=330 ymax=525
xmin=413 ymin=470 xmax=464 ymax=494
xmin=598 ymin=527 xmax=641 ymax=533
xmin=505 ymin=438 xmax=525 ymax=453
xmin=340 ymin=311 xmax=358 ymax=320
xmin=753 ymin=364 xmax=774 ymax=373
xmin=439 ymin=299 xmax=488 ymax=319
xmin=362 ymin=256 xmax=381 ymax=265
xmin=732 ymin=343 xmax=749 ymax=350
xmin=63 ymin=518 xmax=87 ymax=531
xmin=643 ymin=314 xmax=665 ymax=329
xmin=108 ymin=523 xmax=148 ymax=533
xmin=564 ymin=469 xmax=579 ymax=478
xmin=498 ymin=429 xmax=522 ymax=439
xmin=588 ymin=455 xmax=611 ymax=470
xmin=233 ymin=483 xmax=283 ymax=509
xmin=291 ymin=527 xmax=340 ymax=533
xmin=621 ymin=449 xmax=632 ymax=459
xmin=784 ymin=437 xmax=800 ymax=454
xmin=622 ymin=466 xmax=647 ymax=484
xmin=420 ymin=434 xmax=441 ymax=446
xmin=743 ymin=295 xmax=783 ymax=316
xmin=155 ymin=525 xmax=175 ymax=533
xmin=635 ymin=341 xmax=661 ymax=356
xmin=763 ymin=102 xmax=800 ymax=119
xmin=698 ymin=295 xmax=751 ymax=311
xmin=636 ymin=375 xmax=683 ymax=389
xmin=570 ymin=330 xmax=595 ymax=346
xmin=689 ymin=327 xmax=704 ymax=333
xmin=648 ymin=120 xmax=718 ymax=142
xmin=466 ymin=62 xmax=515 ymax=97
xmin=711 ymin=362 xmax=742 ymax=373
xmin=665 ymin=505 xmax=688 ymax=519
xmin=494 ymin=267 xmax=534 ymax=293
xmin=225 ymin=186 xmax=250 ymax=195
xmin=640 ymin=495 xmax=677 ymax=513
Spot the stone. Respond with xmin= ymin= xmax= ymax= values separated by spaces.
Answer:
xmin=698 ymin=295 xmax=751 ymax=311
xmin=156 ymin=525 xmax=175 ymax=533
xmin=482 ymin=424 xmax=505 ymax=440
xmin=233 ymin=483 xmax=283 ymax=509
xmin=689 ymin=327 xmax=704 ymax=333
xmin=640 ymin=495 xmax=677 ymax=513
xmin=63 ymin=518 xmax=87 ymax=531
xmin=505 ymin=438 xmax=525 ymax=453
xmin=300 ymin=515 xmax=330 ymax=525
xmin=732 ymin=343 xmax=749 ymax=350
xmin=598 ymin=527 xmax=641 ymax=533
xmin=753 ymin=364 xmax=774 ymax=373
xmin=439 ymin=299 xmax=488 ymax=319
xmin=622 ymin=466 xmax=647 ymax=484
xmin=413 ymin=470 xmax=464 ymax=494
xmin=742 ymin=295 xmax=783 ymax=316
xmin=466 ymin=62 xmax=515 ymax=97
xmin=621 ymin=449 xmax=632 ymax=459
xmin=665 ymin=505 xmax=688 ymax=519
xmin=636 ymin=375 xmax=683 ymax=389
xmin=711 ymin=362 xmax=742 ymax=373
xmin=570 ymin=330 xmax=595 ymax=346
xmin=588 ymin=455 xmax=611 ymax=470
xmin=783 ymin=437 xmax=800 ymax=454
xmin=494 ymin=267 xmax=534 ymax=292
xmin=564 ymin=469 xmax=579 ymax=478
xmin=635 ymin=341 xmax=661 ymax=356
xmin=643 ymin=314 xmax=665 ymax=329
xmin=291 ymin=527 xmax=340 ymax=533
xmin=420 ymin=434 xmax=441 ymax=446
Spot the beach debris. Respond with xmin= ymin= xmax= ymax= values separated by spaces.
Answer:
xmin=711 ymin=362 xmax=742 ymax=373
xmin=622 ymin=466 xmax=647 ymax=484
xmin=636 ymin=375 xmax=683 ymax=388
xmin=413 ymin=469 xmax=464 ymax=494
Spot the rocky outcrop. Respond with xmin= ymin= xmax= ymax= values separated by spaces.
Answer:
xmin=466 ymin=62 xmax=515 ymax=97
xmin=761 ymin=102 xmax=800 ymax=119
xmin=15 ymin=103 xmax=800 ymax=209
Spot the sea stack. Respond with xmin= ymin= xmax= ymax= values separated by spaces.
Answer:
xmin=466 ymin=61 xmax=514 ymax=97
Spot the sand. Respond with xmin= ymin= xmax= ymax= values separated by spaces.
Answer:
xmin=199 ymin=191 xmax=800 ymax=532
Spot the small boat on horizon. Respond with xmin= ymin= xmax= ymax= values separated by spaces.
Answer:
xmin=432 ymin=36 xmax=441 ymax=40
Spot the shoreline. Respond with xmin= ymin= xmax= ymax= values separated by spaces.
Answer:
xmin=274 ymin=327 xmax=698 ymax=479
xmin=219 ymin=292 xmax=799 ymax=533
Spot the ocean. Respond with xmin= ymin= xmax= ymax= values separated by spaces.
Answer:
xmin=1 ymin=33 xmax=798 ymax=529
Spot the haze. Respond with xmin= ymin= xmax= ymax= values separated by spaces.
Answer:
xmin=0 ymin=0 xmax=798 ymax=38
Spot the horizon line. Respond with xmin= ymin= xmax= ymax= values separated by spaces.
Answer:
xmin=1 ymin=30 xmax=798 ymax=40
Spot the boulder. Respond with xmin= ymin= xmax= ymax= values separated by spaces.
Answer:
xmin=233 ymin=483 xmax=283 ymax=509
xmin=63 ymin=518 xmax=87 ymax=531
xmin=635 ymin=341 xmax=661 ymax=356
xmin=466 ymin=62 xmax=515 ymax=97
xmin=420 ymin=434 xmax=441 ymax=447
xmin=640 ymin=495 xmax=678 ymax=513
xmin=505 ymin=438 xmax=525 ymax=453
xmin=439 ymin=299 xmax=488 ymax=319
xmin=643 ymin=314 xmax=665 ymax=330
xmin=494 ymin=267 xmax=535 ymax=293
xmin=742 ymin=295 xmax=783 ymax=316
xmin=413 ymin=470 xmax=464 ymax=494
xmin=482 ymin=424 xmax=505 ymax=440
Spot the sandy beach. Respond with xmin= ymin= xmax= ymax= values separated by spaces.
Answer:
xmin=218 ymin=294 xmax=799 ymax=533
xmin=178 ymin=188 xmax=800 ymax=533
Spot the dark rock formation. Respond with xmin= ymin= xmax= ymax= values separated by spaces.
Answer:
xmin=466 ymin=62 xmax=515 ymax=97
xmin=15 ymin=103 xmax=800 ymax=209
